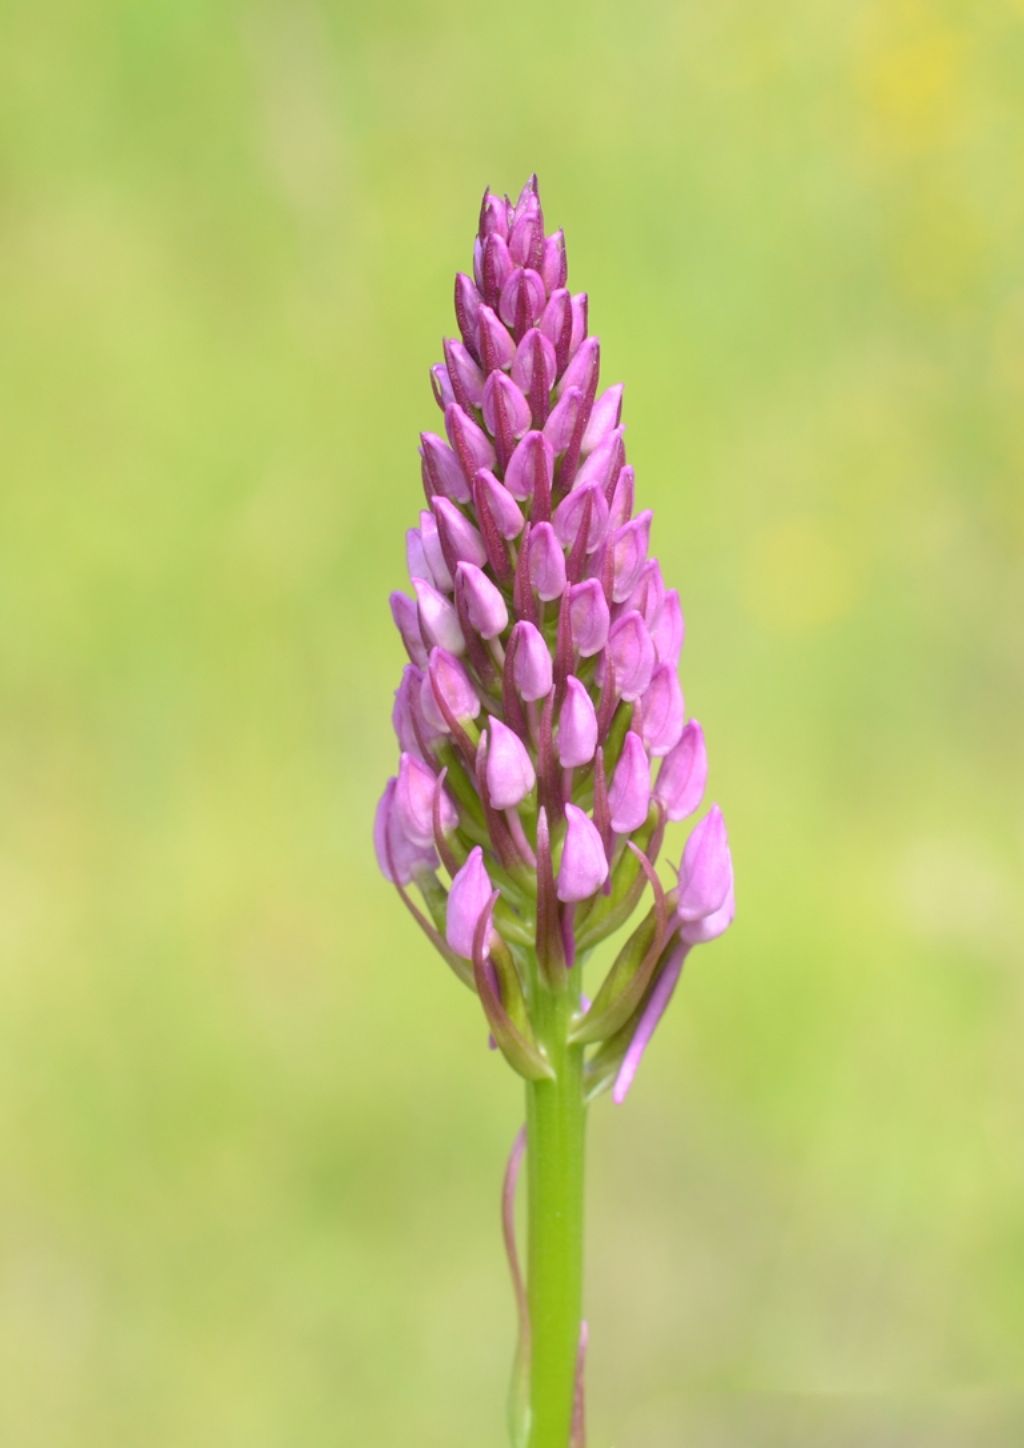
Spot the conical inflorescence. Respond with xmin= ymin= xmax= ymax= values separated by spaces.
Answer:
xmin=374 ymin=176 xmax=734 ymax=1101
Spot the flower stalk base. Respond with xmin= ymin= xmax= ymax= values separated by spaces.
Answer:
xmin=524 ymin=964 xmax=586 ymax=1448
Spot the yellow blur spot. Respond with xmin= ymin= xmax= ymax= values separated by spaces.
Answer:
xmin=856 ymin=3 xmax=967 ymax=158
xmin=745 ymin=518 xmax=857 ymax=635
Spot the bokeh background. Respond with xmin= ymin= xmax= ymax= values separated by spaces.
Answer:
xmin=3 ymin=0 xmax=1023 ymax=1443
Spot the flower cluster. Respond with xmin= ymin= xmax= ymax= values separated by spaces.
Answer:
xmin=374 ymin=176 xmax=733 ymax=1101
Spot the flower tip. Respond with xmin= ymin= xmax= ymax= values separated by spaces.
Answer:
xmin=389 ymin=589 xmax=428 ymax=667
xmin=414 ymin=575 xmax=465 ymax=655
xmin=374 ymin=776 xmax=438 ymax=885
xmin=509 ymin=619 xmax=553 ymax=701
xmin=455 ymin=560 xmax=509 ymax=639
xmin=654 ymin=719 xmax=707 ymax=821
xmin=557 ymin=675 xmax=599 ymax=768
xmin=557 ymin=803 xmax=609 ymax=903
xmin=528 ymin=521 xmax=568 ymax=601
xmin=446 ymin=846 xmax=495 ymax=958
xmin=568 ymin=579 xmax=610 ymax=657
xmin=395 ymin=750 xmax=456 ymax=847
xmin=608 ymin=729 xmax=652 ymax=835
xmin=484 ymin=716 xmax=537 ymax=809
xmin=637 ymin=663 xmax=685 ymax=757
xmin=424 ymin=646 xmax=481 ymax=730
xmin=676 ymin=804 xmax=733 ymax=926
xmin=607 ymin=609 xmax=656 ymax=701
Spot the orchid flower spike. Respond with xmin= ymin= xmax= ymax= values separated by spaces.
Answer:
xmin=372 ymin=178 xmax=735 ymax=1447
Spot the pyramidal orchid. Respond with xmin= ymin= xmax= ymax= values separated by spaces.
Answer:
xmin=374 ymin=177 xmax=735 ymax=1448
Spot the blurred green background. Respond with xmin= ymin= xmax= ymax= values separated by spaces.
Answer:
xmin=2 ymin=0 xmax=1022 ymax=1443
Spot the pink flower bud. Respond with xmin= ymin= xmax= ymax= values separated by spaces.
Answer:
xmin=539 ymin=287 xmax=571 ymax=353
xmin=473 ymin=470 xmax=524 ymax=539
xmin=430 ymin=363 xmax=454 ymax=411
xmin=414 ymin=576 xmax=465 ymax=654
xmin=477 ymin=231 xmax=513 ymax=305
xmin=510 ymin=620 xmax=553 ymax=700
xmin=505 ymin=430 xmax=554 ymax=505
xmin=445 ymin=402 xmax=495 ymax=484
xmin=454 ymin=273 xmax=481 ymax=356
xmin=606 ymin=610 xmax=655 ymax=701
xmin=499 ymin=267 xmax=546 ymax=331
xmin=654 ymin=720 xmax=707 ymax=821
xmin=374 ymin=778 xmax=437 ymax=884
xmin=568 ymin=579 xmax=610 ymax=657
xmin=624 ymin=559 xmax=664 ymax=624
xmin=558 ymin=336 xmax=600 ymax=401
xmin=395 ymin=752 xmax=457 ymax=847
xmin=540 ymin=229 xmax=567 ymax=292
xmin=443 ymin=337 xmax=485 ymax=408
xmin=610 ymin=511 xmax=652 ymax=603
xmin=508 ymin=193 xmax=544 ymax=266
xmin=557 ymin=804 xmax=609 ymax=903
xmin=608 ymin=464 xmax=635 ymax=529
xmin=574 ymin=428 xmax=625 ymax=495
xmin=390 ymin=590 xmax=428 ymax=666
xmin=637 ymin=664 xmax=685 ymax=757
xmin=423 ymin=647 xmax=480 ymax=733
xmin=529 ymin=522 xmax=567 ymax=601
xmin=432 ymin=496 xmax=487 ymax=570
xmin=512 ymin=328 xmax=557 ymax=398
xmin=608 ymin=730 xmax=651 ymax=834
xmin=407 ymin=527 xmax=429 ymax=584
xmin=568 ymin=293 xmax=588 ymax=360
xmin=456 ymin=561 xmax=509 ymax=639
xmin=511 ymin=174 xmax=541 ymax=218
xmin=543 ymin=385 xmax=584 ymax=454
xmin=650 ymin=589 xmax=684 ymax=667
xmin=553 ymin=480 xmax=609 ymax=554
xmin=582 ymin=382 xmax=623 ymax=453
xmin=485 ymin=717 xmax=536 ymax=808
xmin=446 ymin=847 xmax=496 ymax=958
xmin=419 ymin=509 xmax=453 ymax=590
xmin=676 ymin=805 xmax=732 ymax=923
xmin=477 ymin=302 xmax=516 ymax=371
xmin=478 ymin=190 xmax=510 ymax=241
xmin=483 ymin=371 xmax=531 ymax=441
xmin=558 ymin=676 xmax=599 ymax=767
xmin=420 ymin=431 xmax=470 ymax=503
xmin=392 ymin=666 xmax=426 ymax=757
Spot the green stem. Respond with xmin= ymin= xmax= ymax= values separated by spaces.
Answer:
xmin=524 ymin=972 xmax=586 ymax=1448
